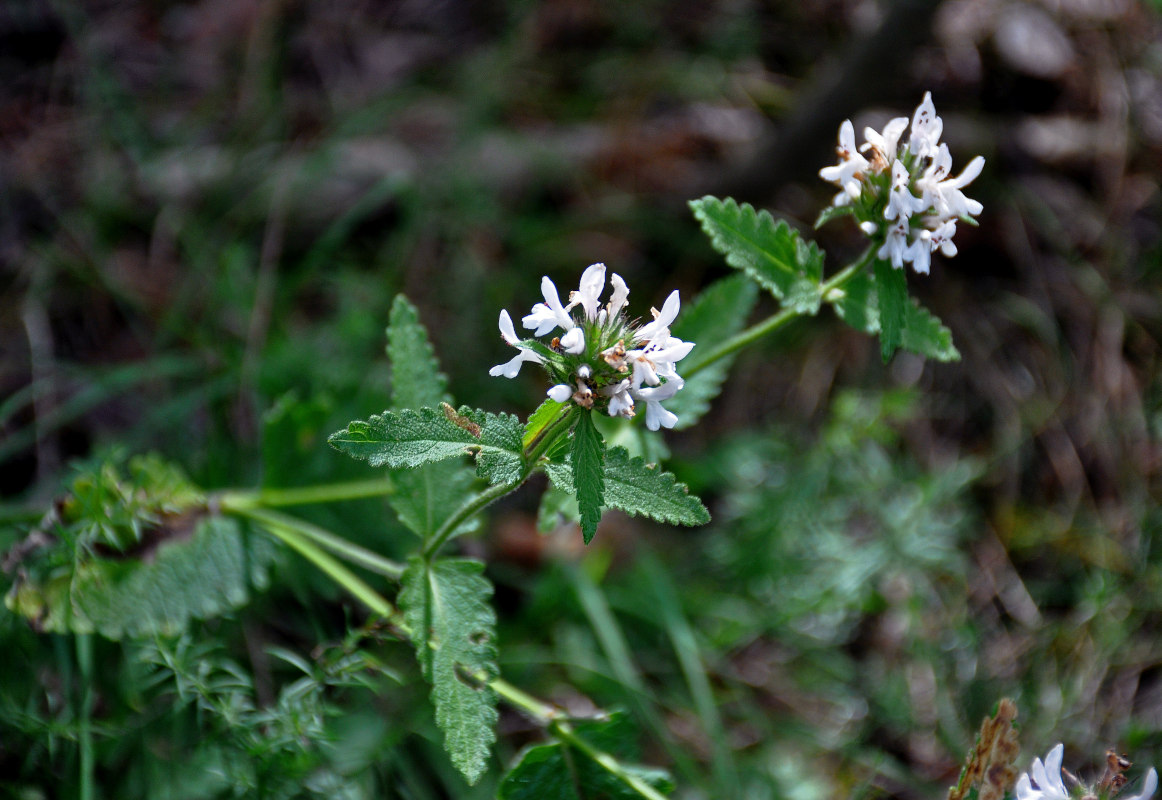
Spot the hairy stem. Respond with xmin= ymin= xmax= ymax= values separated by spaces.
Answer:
xmin=550 ymin=719 xmax=671 ymax=800
xmin=422 ymin=479 xmax=518 ymax=560
xmin=221 ymin=478 xmax=392 ymax=510
xmin=257 ymin=515 xmax=395 ymax=617
xmin=684 ymin=244 xmax=875 ymax=379
xmin=228 ymin=503 xmax=405 ymax=579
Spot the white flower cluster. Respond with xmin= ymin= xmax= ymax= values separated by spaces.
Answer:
xmin=819 ymin=92 xmax=984 ymax=275
xmin=490 ymin=264 xmax=694 ymax=431
xmin=1015 ymin=745 xmax=1157 ymax=800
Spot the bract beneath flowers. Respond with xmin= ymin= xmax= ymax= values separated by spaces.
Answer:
xmin=490 ymin=264 xmax=694 ymax=430
xmin=818 ymin=91 xmax=985 ymax=275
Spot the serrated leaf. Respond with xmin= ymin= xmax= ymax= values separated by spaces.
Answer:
xmin=667 ymin=274 xmax=759 ymax=429
xmin=498 ymin=712 xmax=674 ymax=800
xmin=874 ymin=258 xmax=908 ymax=361
xmin=570 ymin=412 xmax=606 ymax=544
xmin=814 ymin=202 xmax=856 ymax=229
xmin=5 ymin=515 xmax=278 ymax=639
xmin=329 ymin=404 xmax=523 ymax=484
xmin=832 ymin=269 xmax=960 ymax=362
xmin=399 ymin=557 xmax=498 ymax=785
xmin=545 ymin=447 xmax=709 ymax=527
xmin=690 ymin=195 xmax=824 ymax=314
xmin=385 ymin=296 xmax=478 ymax=540
xmin=388 ymin=295 xmax=451 ymax=411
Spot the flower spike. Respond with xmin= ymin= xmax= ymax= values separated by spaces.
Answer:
xmin=492 ymin=269 xmax=693 ymax=427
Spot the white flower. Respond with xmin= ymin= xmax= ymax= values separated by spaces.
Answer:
xmin=861 ymin=116 xmax=908 ymax=170
xmin=818 ymin=91 xmax=984 ymax=276
xmin=929 ymin=218 xmax=958 ymax=257
xmin=908 ymin=91 xmax=944 ymax=160
xmin=547 ymin=384 xmax=572 ymax=402
xmin=605 ymin=273 xmax=630 ymax=320
xmin=1015 ymin=745 xmax=1069 ymax=800
xmin=602 ymin=379 xmax=634 ymax=418
xmin=632 ymin=380 xmax=683 ymax=431
xmin=490 ymin=310 xmax=545 ymax=378
xmin=819 ymin=119 xmax=870 ymax=200
xmin=522 ymin=276 xmax=575 ymax=336
xmin=904 ymin=229 xmax=933 ymax=275
xmin=626 ymin=336 xmax=696 ymax=390
xmin=493 ymin=269 xmax=694 ymax=427
xmin=1129 ymin=770 xmax=1160 ymax=800
xmin=884 ymin=160 xmax=927 ymax=221
xmin=568 ymin=263 xmax=607 ymax=321
xmin=877 ymin=219 xmax=911 ymax=269
xmin=560 ymin=327 xmax=586 ymax=354
xmin=923 ymin=150 xmax=985 ymax=219
xmin=633 ymin=290 xmax=682 ymax=344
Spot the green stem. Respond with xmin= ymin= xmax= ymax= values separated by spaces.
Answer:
xmin=228 ymin=504 xmax=405 ymax=579
xmin=77 ymin=634 xmax=95 ymax=800
xmin=550 ymin=719 xmax=671 ymax=800
xmin=221 ymin=478 xmax=392 ymax=510
xmin=258 ymin=515 xmax=395 ymax=617
xmin=422 ymin=479 xmax=518 ymax=560
xmin=684 ymin=245 xmax=875 ymax=379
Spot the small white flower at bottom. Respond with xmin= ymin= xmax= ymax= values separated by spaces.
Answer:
xmin=632 ymin=380 xmax=683 ymax=431
xmin=602 ymin=379 xmax=635 ymax=419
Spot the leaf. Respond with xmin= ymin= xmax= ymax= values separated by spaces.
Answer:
xmin=523 ymin=398 xmax=568 ymax=450
xmin=399 ymin=557 xmax=499 ymax=785
xmin=874 ymin=258 xmax=908 ymax=362
xmin=814 ymin=202 xmax=856 ymax=230
xmin=498 ymin=712 xmax=674 ymax=800
xmin=545 ymin=447 xmax=709 ymax=527
xmin=570 ymin=412 xmax=606 ymax=544
xmin=689 ymin=195 xmax=824 ymax=314
xmin=832 ymin=269 xmax=960 ymax=362
xmin=667 ymin=274 xmax=759 ymax=429
xmin=5 ymin=515 xmax=278 ymax=639
xmin=388 ymin=294 xmax=452 ymax=411
xmin=386 ymin=295 xmax=478 ymax=540
xmin=328 ymin=404 xmax=523 ymax=484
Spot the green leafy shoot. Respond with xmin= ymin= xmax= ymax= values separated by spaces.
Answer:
xmin=498 ymin=712 xmax=674 ymax=800
xmin=399 ymin=557 xmax=499 ymax=785
xmin=523 ymin=398 xmax=569 ymax=451
xmin=545 ymin=446 xmax=709 ymax=528
xmin=689 ymin=195 xmax=824 ymax=314
xmin=571 ymin=411 xmax=606 ymax=544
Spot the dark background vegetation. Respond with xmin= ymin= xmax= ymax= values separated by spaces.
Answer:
xmin=4 ymin=0 xmax=1162 ymax=797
